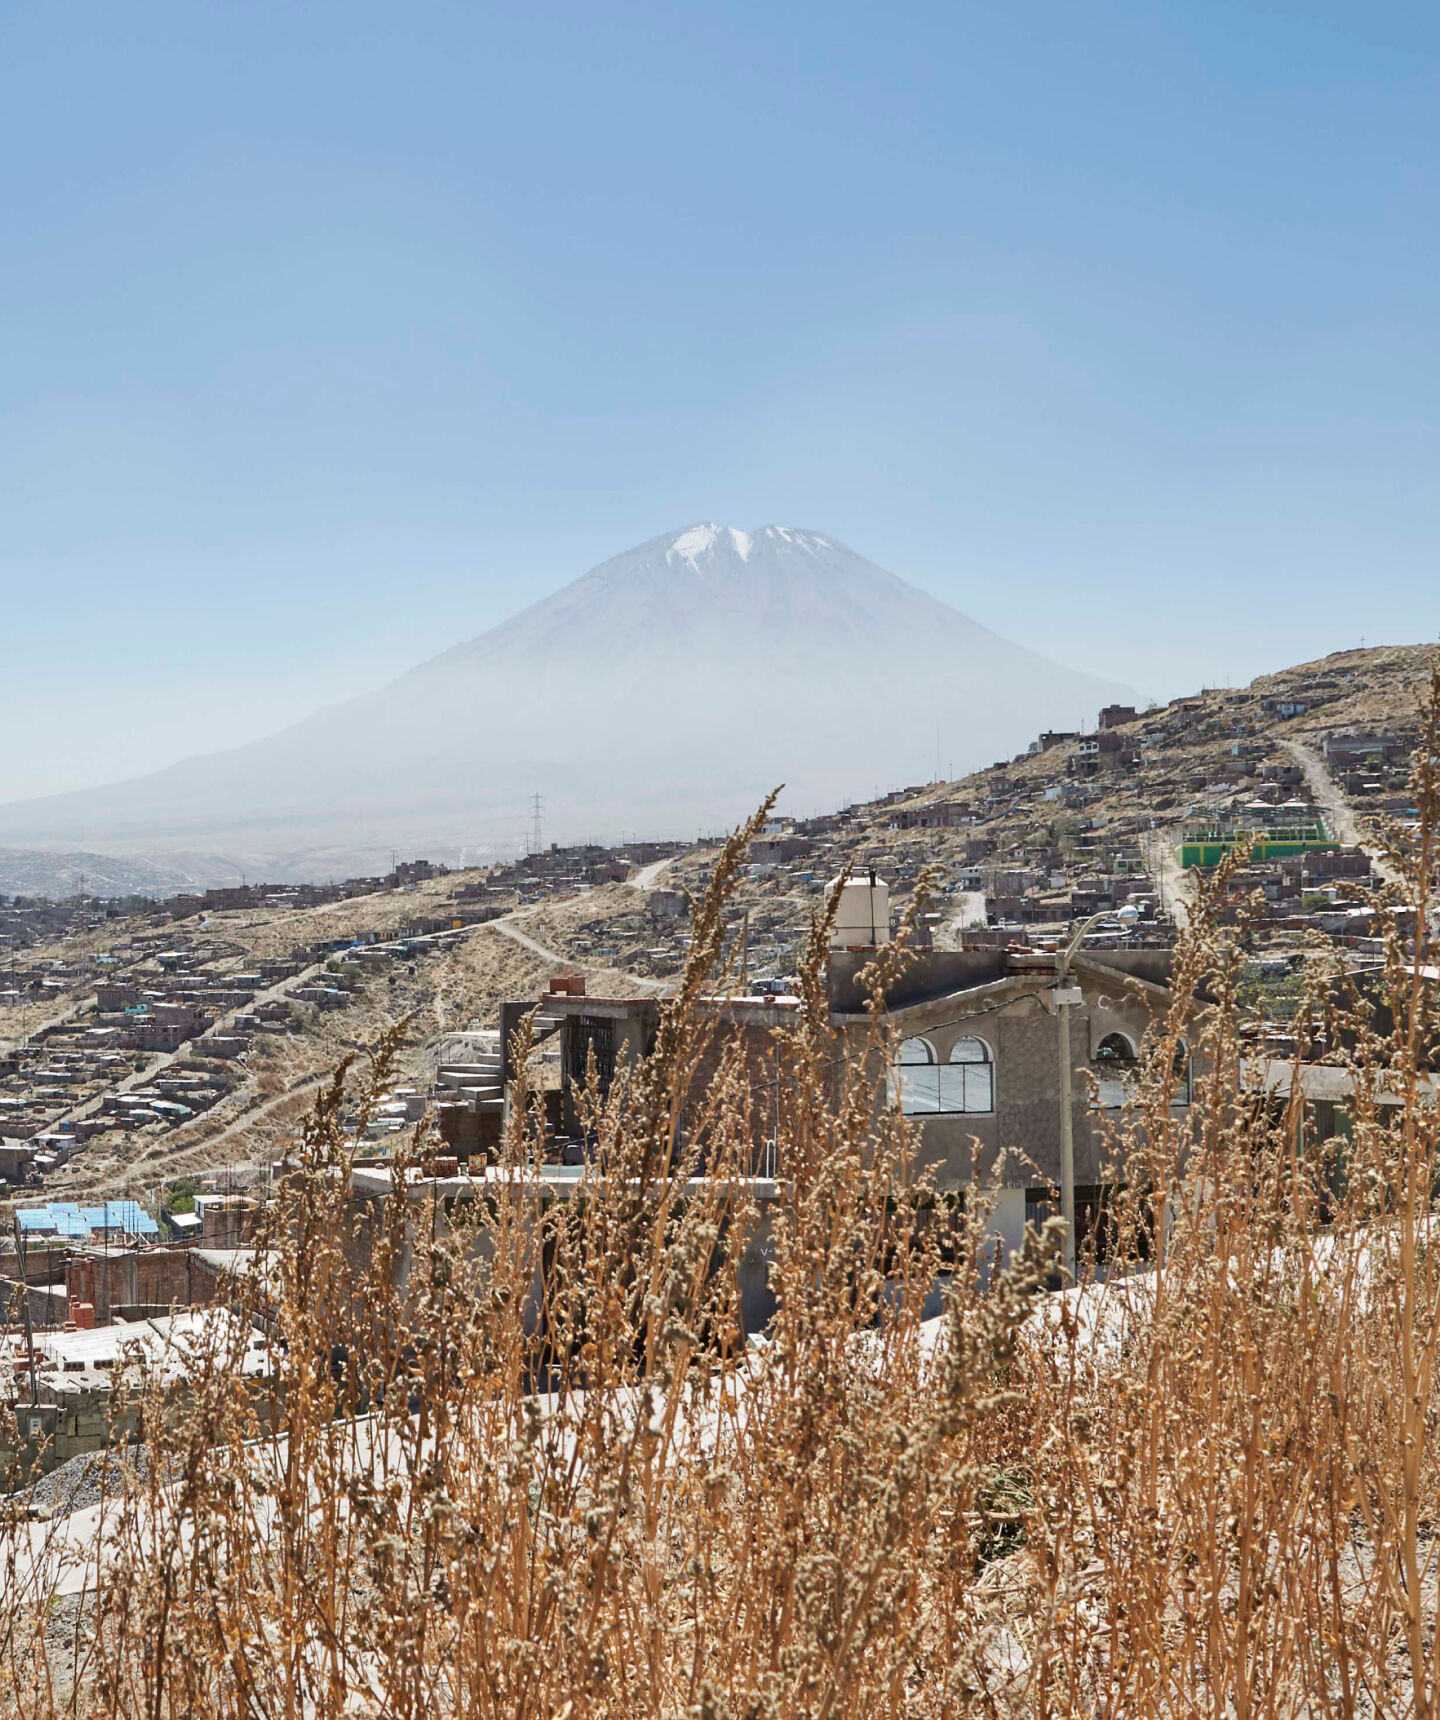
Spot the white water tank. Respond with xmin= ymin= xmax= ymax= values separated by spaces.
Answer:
xmin=828 ymin=871 xmax=891 ymax=949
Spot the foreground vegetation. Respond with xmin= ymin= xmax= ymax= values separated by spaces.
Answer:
xmin=3 ymin=682 xmax=1440 ymax=1718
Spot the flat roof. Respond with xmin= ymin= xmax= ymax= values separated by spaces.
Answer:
xmin=36 ymin=1309 xmax=271 ymax=1377
xmin=351 ymin=1165 xmax=782 ymax=1204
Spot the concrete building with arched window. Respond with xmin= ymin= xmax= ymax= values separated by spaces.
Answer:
xmin=826 ymin=944 xmax=1199 ymax=1264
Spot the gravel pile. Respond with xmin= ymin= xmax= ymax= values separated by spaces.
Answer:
xmin=24 ymin=1447 xmax=150 ymax=1520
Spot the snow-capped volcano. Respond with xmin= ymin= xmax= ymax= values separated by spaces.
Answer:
xmin=420 ymin=523 xmax=1072 ymax=673
xmin=0 ymin=525 xmax=1133 ymax=880
xmin=662 ymin=523 xmax=832 ymax=565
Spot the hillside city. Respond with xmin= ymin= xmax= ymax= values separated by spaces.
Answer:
xmin=0 ymin=642 xmax=1428 ymax=1374
xmin=10 ymin=6 xmax=1438 ymax=1707
xmin=0 ymin=627 xmax=1432 ymax=1720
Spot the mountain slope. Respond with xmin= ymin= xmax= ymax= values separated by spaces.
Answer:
xmin=0 ymin=525 xmax=1133 ymax=880
xmin=0 ymin=848 xmax=197 ymax=900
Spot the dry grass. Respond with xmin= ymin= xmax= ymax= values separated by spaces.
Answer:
xmin=2 ymin=675 xmax=1440 ymax=1716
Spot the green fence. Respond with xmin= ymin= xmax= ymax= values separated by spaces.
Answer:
xmin=1179 ymin=823 xmax=1337 ymax=869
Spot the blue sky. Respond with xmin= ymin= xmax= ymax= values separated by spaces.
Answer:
xmin=3 ymin=1 xmax=1437 ymax=800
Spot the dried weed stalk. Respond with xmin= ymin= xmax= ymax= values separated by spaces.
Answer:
xmin=2 ymin=670 xmax=1440 ymax=1716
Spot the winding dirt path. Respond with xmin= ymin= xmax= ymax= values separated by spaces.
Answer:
xmin=485 ymin=914 xmax=671 ymax=996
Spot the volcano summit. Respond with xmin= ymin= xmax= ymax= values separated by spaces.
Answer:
xmin=0 ymin=525 xmax=1132 ymax=880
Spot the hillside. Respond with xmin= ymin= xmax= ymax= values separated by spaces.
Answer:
xmin=547 ymin=642 xmax=1437 ymax=982
xmin=0 ymin=525 xmax=1130 ymax=880
xmin=0 ymin=848 xmax=196 ymax=900
xmin=0 ymin=641 xmax=1429 ymax=1204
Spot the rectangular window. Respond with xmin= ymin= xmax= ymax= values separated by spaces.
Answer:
xmin=893 ymin=1062 xmax=993 ymax=1115
xmin=940 ymin=1062 xmax=993 ymax=1113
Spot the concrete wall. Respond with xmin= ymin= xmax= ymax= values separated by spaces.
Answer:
xmin=552 ymin=999 xmax=791 ymax=1165
xmin=3 ymin=1366 xmax=271 ymax=1490
xmin=3 ymin=1382 xmax=130 ymax=1484
xmin=983 ymin=1186 xmax=1027 ymax=1268
xmin=345 ymin=1169 xmax=781 ymax=1340
xmin=0 ymin=1277 xmax=69 ymax=1329
xmin=841 ymin=969 xmax=1184 ymax=1192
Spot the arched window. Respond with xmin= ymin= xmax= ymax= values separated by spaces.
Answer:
xmin=946 ymin=1036 xmax=994 ymax=1113
xmin=891 ymin=1034 xmax=994 ymax=1115
xmin=1094 ymin=1032 xmax=1137 ymax=1065
xmin=1172 ymin=1038 xmax=1191 ymax=1106
xmin=1094 ymin=1032 xmax=1137 ymax=1109
xmin=892 ymin=1036 xmax=940 ymax=1114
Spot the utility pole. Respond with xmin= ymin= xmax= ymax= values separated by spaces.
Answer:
xmin=529 ymin=794 xmax=544 ymax=856
xmin=1054 ymin=904 xmax=1139 ymax=1278
xmin=1055 ymin=988 xmax=1079 ymax=1280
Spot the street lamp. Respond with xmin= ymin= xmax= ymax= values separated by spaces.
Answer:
xmin=1054 ymin=901 xmax=1140 ymax=1278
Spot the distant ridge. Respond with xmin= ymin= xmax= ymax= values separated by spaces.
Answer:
xmin=0 ymin=847 xmax=196 ymax=900
xmin=0 ymin=525 xmax=1134 ymax=881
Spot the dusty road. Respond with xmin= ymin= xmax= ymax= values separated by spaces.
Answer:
xmin=940 ymin=891 xmax=987 ymax=948
xmin=1142 ymin=830 xmax=1193 ymax=929
xmin=486 ymin=913 xmax=671 ymax=996
xmin=1280 ymin=739 xmax=1401 ymax=886
xmin=627 ymin=856 xmax=676 ymax=892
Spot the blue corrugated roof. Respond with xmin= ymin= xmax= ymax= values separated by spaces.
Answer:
xmin=79 ymin=1202 xmax=159 ymax=1236
xmin=15 ymin=1200 xmax=159 ymax=1238
xmin=16 ymin=1203 xmax=94 ymax=1237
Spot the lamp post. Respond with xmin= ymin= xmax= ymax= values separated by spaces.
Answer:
xmin=1055 ymin=902 xmax=1140 ymax=1278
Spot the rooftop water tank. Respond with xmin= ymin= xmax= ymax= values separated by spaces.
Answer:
xmin=827 ymin=871 xmax=891 ymax=949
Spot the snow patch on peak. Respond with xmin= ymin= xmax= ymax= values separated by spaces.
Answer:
xmin=655 ymin=521 xmax=839 ymax=573
xmin=665 ymin=523 xmax=754 ymax=567
xmin=757 ymin=525 xmax=833 ymax=554
xmin=667 ymin=523 xmax=722 ymax=565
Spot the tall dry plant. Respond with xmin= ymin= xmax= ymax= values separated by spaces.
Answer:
xmin=2 ymin=664 xmax=1440 ymax=1717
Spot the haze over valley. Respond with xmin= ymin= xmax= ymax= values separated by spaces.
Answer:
xmin=0 ymin=524 xmax=1132 ymax=884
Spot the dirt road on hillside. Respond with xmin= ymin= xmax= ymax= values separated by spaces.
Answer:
xmin=627 ymin=857 xmax=676 ymax=892
xmin=1142 ymin=831 xmax=1194 ymax=929
xmin=1280 ymin=739 xmax=1401 ymax=886
xmin=486 ymin=915 xmax=671 ymax=995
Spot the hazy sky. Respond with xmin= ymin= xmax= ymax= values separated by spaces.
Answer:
xmin=3 ymin=2 xmax=1438 ymax=802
